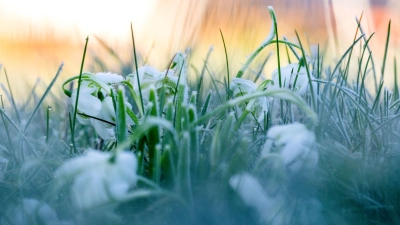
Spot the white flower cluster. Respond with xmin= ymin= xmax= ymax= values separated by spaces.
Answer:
xmin=69 ymin=62 xmax=186 ymax=141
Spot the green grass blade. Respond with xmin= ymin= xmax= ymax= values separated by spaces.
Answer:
xmin=295 ymin=31 xmax=316 ymax=110
xmin=71 ymin=37 xmax=89 ymax=153
xmin=116 ymin=86 xmax=127 ymax=147
xmin=23 ymin=63 xmax=63 ymax=133
xmin=220 ymin=29 xmax=230 ymax=99
xmin=131 ymin=23 xmax=145 ymax=115
xmin=3 ymin=68 xmax=21 ymax=123
xmin=380 ymin=20 xmax=391 ymax=84
xmin=195 ymin=89 xmax=318 ymax=126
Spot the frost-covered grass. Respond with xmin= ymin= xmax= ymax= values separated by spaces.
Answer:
xmin=1 ymin=6 xmax=400 ymax=225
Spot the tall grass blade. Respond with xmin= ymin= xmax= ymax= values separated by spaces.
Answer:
xmin=3 ymin=68 xmax=21 ymax=123
xmin=131 ymin=23 xmax=145 ymax=115
xmin=71 ymin=37 xmax=89 ymax=153
xmin=380 ymin=20 xmax=391 ymax=84
xmin=116 ymin=86 xmax=127 ymax=146
xmin=23 ymin=63 xmax=63 ymax=133
xmin=219 ymin=29 xmax=230 ymax=99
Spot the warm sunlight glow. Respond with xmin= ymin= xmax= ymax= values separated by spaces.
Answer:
xmin=0 ymin=0 xmax=156 ymax=40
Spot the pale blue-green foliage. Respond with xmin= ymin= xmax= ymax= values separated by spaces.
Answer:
xmin=1 ymin=5 xmax=400 ymax=225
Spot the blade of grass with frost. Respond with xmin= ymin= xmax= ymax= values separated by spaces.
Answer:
xmin=295 ymin=31 xmax=316 ymax=110
xmin=198 ymin=46 xmax=213 ymax=100
xmin=71 ymin=37 xmax=89 ymax=153
xmin=172 ymin=53 xmax=188 ymax=133
xmin=3 ymin=68 xmax=21 ymax=123
xmin=147 ymin=87 xmax=161 ymax=183
xmin=0 ymin=103 xmax=18 ymax=163
xmin=380 ymin=20 xmax=391 ymax=84
xmin=359 ymin=54 xmax=372 ymax=104
xmin=23 ymin=64 xmax=63 ymax=133
xmin=177 ymin=132 xmax=192 ymax=203
xmin=131 ymin=23 xmax=145 ymax=115
xmin=356 ymin=18 xmax=378 ymax=92
xmin=356 ymin=33 xmax=374 ymax=94
xmin=188 ymin=104 xmax=199 ymax=172
xmin=195 ymin=89 xmax=317 ymax=126
xmin=0 ymin=106 xmax=38 ymax=158
xmin=394 ymin=57 xmax=399 ymax=100
xmin=220 ymin=29 xmax=231 ymax=99
xmin=342 ymin=12 xmax=363 ymax=80
xmin=209 ymin=120 xmax=222 ymax=172
xmin=319 ymin=35 xmax=364 ymax=119
xmin=46 ymin=106 xmax=51 ymax=144
xmin=116 ymin=86 xmax=127 ymax=146
xmin=356 ymin=34 xmax=374 ymax=97
xmin=236 ymin=6 xmax=298 ymax=78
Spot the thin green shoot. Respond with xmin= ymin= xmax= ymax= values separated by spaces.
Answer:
xmin=23 ymin=63 xmax=63 ymax=133
xmin=131 ymin=23 xmax=145 ymax=115
xmin=380 ymin=20 xmax=391 ymax=84
xmin=3 ymin=68 xmax=21 ymax=123
xmin=219 ymin=29 xmax=231 ymax=100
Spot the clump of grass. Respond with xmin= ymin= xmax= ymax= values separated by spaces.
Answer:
xmin=1 ymin=5 xmax=400 ymax=225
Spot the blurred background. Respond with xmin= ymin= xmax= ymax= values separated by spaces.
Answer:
xmin=0 ymin=0 xmax=399 ymax=97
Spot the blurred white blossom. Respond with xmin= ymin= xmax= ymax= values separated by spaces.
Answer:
xmin=126 ymin=65 xmax=179 ymax=104
xmin=230 ymin=78 xmax=270 ymax=122
xmin=6 ymin=198 xmax=72 ymax=225
xmin=55 ymin=149 xmax=138 ymax=210
xmin=229 ymin=173 xmax=285 ymax=224
xmin=261 ymin=123 xmax=317 ymax=171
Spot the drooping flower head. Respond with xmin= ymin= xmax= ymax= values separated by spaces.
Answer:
xmin=261 ymin=122 xmax=318 ymax=171
xmin=69 ymin=72 xmax=133 ymax=141
xmin=55 ymin=149 xmax=138 ymax=210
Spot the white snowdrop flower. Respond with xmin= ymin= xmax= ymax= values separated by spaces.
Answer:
xmin=270 ymin=63 xmax=316 ymax=96
xmin=70 ymin=73 xmax=134 ymax=141
xmin=95 ymin=72 xmax=124 ymax=84
xmin=55 ymin=149 xmax=138 ymax=210
xmin=71 ymin=80 xmax=102 ymax=119
xmin=230 ymin=78 xmax=258 ymax=97
xmin=127 ymin=66 xmax=178 ymax=98
xmin=230 ymin=78 xmax=270 ymax=122
xmin=229 ymin=173 xmax=285 ymax=224
xmin=7 ymin=199 xmax=72 ymax=225
xmin=261 ymin=123 xmax=317 ymax=171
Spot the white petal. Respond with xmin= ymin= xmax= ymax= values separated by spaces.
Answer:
xmin=229 ymin=173 xmax=272 ymax=212
xmin=91 ymin=118 xmax=115 ymax=140
xmin=95 ymin=72 xmax=124 ymax=84
xmin=71 ymin=91 xmax=102 ymax=117
xmin=230 ymin=78 xmax=257 ymax=96
xmin=55 ymin=150 xmax=109 ymax=178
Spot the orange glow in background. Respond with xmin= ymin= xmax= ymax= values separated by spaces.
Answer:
xmin=0 ymin=0 xmax=399 ymax=97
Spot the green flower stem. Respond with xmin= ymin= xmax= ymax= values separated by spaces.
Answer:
xmin=236 ymin=6 xmax=276 ymax=78
xmin=194 ymin=89 xmax=318 ymax=126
